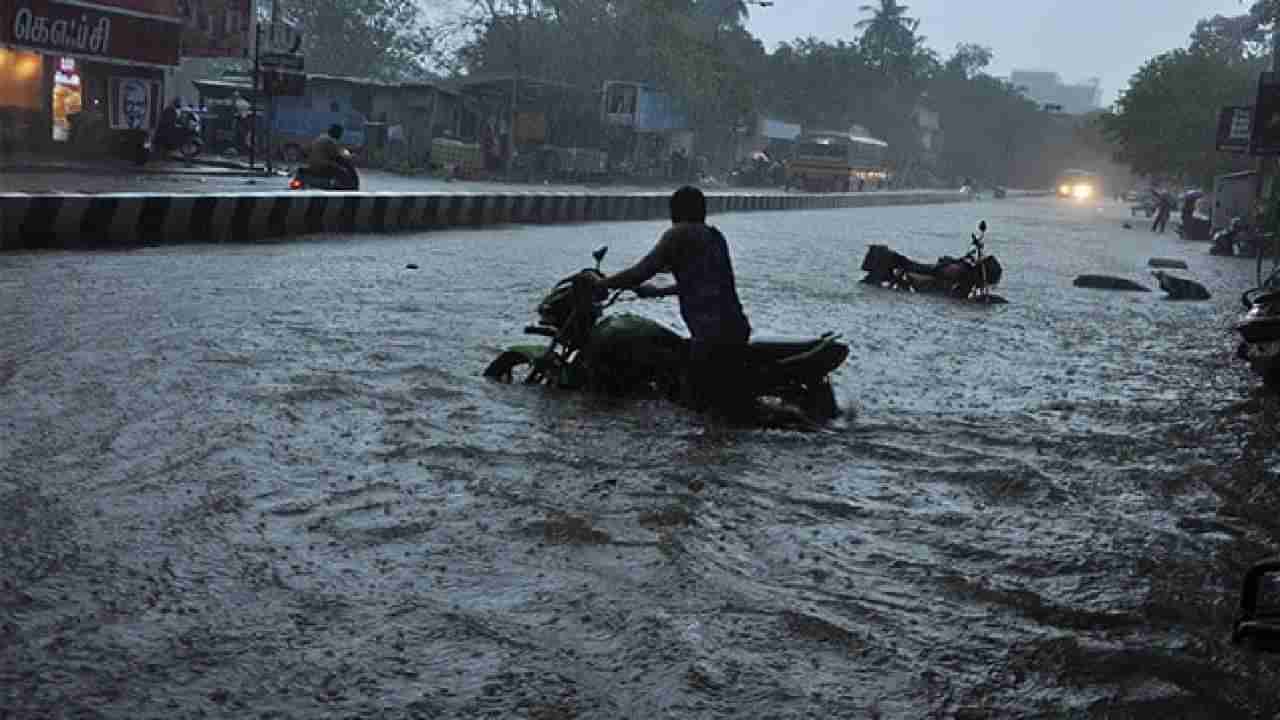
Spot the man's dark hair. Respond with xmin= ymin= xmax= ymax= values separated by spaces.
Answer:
xmin=327 ymin=124 xmax=344 ymax=140
xmin=670 ymin=185 xmax=706 ymax=224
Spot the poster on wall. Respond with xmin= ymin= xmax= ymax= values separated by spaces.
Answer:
xmin=1217 ymin=106 xmax=1252 ymax=153
xmin=178 ymin=0 xmax=253 ymax=58
xmin=109 ymin=76 xmax=162 ymax=130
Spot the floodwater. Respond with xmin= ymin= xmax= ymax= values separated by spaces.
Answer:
xmin=4 ymin=197 xmax=1280 ymax=719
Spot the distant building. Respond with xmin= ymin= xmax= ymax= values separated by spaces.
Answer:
xmin=1009 ymin=70 xmax=1101 ymax=115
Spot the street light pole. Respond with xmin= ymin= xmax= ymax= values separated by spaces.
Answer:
xmin=250 ymin=22 xmax=260 ymax=171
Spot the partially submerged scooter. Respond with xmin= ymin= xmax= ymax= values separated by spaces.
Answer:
xmin=483 ymin=246 xmax=850 ymax=421
xmin=1234 ymin=234 xmax=1280 ymax=390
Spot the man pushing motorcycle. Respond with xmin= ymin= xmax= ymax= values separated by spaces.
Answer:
xmin=589 ymin=186 xmax=753 ymax=416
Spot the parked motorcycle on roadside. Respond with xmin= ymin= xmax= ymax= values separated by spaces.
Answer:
xmin=482 ymin=246 xmax=851 ymax=422
xmin=148 ymin=107 xmax=203 ymax=163
xmin=1236 ymin=279 xmax=1280 ymax=390
xmin=860 ymin=221 xmax=1007 ymax=304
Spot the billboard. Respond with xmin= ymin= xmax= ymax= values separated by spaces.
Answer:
xmin=2 ymin=0 xmax=181 ymax=66
xmin=635 ymin=88 xmax=688 ymax=132
xmin=178 ymin=0 xmax=252 ymax=58
xmin=761 ymin=116 xmax=801 ymax=141
xmin=1217 ymin=106 xmax=1252 ymax=153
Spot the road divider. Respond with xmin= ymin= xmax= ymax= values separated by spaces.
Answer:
xmin=0 ymin=189 xmax=993 ymax=250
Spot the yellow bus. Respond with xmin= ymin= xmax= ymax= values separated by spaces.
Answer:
xmin=785 ymin=130 xmax=889 ymax=193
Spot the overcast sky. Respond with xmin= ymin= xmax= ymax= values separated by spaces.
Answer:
xmin=746 ymin=0 xmax=1248 ymax=105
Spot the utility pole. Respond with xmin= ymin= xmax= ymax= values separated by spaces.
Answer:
xmin=508 ymin=5 xmax=521 ymax=177
xmin=250 ymin=22 xmax=260 ymax=171
xmin=265 ymin=0 xmax=279 ymax=175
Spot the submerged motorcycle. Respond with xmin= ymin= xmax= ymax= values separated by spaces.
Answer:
xmin=483 ymin=247 xmax=850 ymax=421
xmin=860 ymin=221 xmax=1007 ymax=304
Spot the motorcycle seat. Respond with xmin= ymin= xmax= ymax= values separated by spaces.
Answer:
xmin=747 ymin=334 xmax=835 ymax=361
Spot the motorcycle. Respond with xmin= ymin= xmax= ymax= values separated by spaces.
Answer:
xmin=149 ymin=108 xmax=203 ymax=163
xmin=289 ymin=159 xmax=360 ymax=191
xmin=728 ymin=156 xmax=784 ymax=188
xmin=860 ymin=221 xmax=1008 ymax=304
xmin=482 ymin=246 xmax=851 ymax=422
xmin=1236 ymin=278 xmax=1280 ymax=390
xmin=1211 ymin=225 xmax=1241 ymax=257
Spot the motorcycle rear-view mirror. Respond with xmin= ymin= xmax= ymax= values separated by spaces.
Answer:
xmin=593 ymin=246 xmax=608 ymax=269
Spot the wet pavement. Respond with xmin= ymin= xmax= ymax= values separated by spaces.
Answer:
xmin=4 ymin=197 xmax=1280 ymax=718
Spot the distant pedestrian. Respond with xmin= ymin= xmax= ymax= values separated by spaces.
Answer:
xmin=387 ymin=122 xmax=406 ymax=164
xmin=1152 ymin=192 xmax=1172 ymax=233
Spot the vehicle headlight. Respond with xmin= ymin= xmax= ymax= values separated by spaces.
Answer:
xmin=1072 ymin=184 xmax=1093 ymax=199
xmin=1059 ymin=184 xmax=1071 ymax=195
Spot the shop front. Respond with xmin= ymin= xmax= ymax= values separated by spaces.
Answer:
xmin=601 ymin=81 xmax=692 ymax=179
xmin=0 ymin=0 xmax=181 ymax=157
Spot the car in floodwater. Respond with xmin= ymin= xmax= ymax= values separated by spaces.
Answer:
xmin=1057 ymin=169 xmax=1101 ymax=201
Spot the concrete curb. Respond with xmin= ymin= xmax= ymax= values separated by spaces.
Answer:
xmin=0 ymin=189 xmax=987 ymax=250
xmin=0 ymin=159 xmax=272 ymax=178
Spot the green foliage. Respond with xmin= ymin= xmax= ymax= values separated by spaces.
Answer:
xmin=927 ymin=46 xmax=1055 ymax=187
xmin=1102 ymin=15 xmax=1263 ymax=187
xmin=279 ymin=0 xmax=433 ymax=81
xmin=458 ymin=0 xmax=765 ymax=163
xmin=855 ymin=0 xmax=922 ymax=77
xmin=446 ymin=0 xmax=1260 ymax=185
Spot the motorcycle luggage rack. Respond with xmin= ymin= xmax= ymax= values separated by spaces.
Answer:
xmin=1233 ymin=559 xmax=1280 ymax=651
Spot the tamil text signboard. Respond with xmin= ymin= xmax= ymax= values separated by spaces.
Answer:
xmin=1 ymin=0 xmax=181 ymax=66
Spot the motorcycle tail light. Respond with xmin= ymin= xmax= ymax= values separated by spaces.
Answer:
xmin=288 ymin=178 xmax=303 ymax=190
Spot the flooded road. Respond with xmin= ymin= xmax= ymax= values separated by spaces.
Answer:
xmin=4 ymin=197 xmax=1280 ymax=718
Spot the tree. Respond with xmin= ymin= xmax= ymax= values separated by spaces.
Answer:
xmin=927 ymin=44 xmax=1051 ymax=187
xmin=1250 ymin=0 xmax=1280 ymax=25
xmin=853 ymin=2 xmax=935 ymax=172
xmin=1101 ymin=14 xmax=1263 ymax=187
xmin=855 ymin=0 xmax=919 ymax=75
xmin=696 ymin=0 xmax=750 ymax=32
xmin=278 ymin=0 xmax=434 ymax=80
xmin=759 ymin=39 xmax=873 ymax=131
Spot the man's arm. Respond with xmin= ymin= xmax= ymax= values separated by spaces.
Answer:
xmin=635 ymin=282 xmax=678 ymax=299
xmin=600 ymin=231 xmax=674 ymax=290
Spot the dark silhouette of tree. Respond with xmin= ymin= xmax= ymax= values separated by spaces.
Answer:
xmin=1102 ymin=14 xmax=1262 ymax=187
xmin=278 ymin=0 xmax=433 ymax=80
